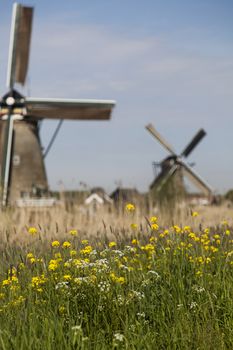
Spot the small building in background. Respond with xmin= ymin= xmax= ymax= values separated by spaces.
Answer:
xmin=84 ymin=187 xmax=113 ymax=215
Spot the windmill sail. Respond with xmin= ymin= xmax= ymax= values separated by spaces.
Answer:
xmin=7 ymin=4 xmax=33 ymax=88
xmin=181 ymin=129 xmax=206 ymax=158
xmin=145 ymin=123 xmax=176 ymax=155
xmin=24 ymin=98 xmax=116 ymax=120
xmin=1 ymin=116 xmax=14 ymax=207
xmin=182 ymin=162 xmax=212 ymax=196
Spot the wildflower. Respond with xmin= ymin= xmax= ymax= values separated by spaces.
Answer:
xmin=31 ymin=274 xmax=47 ymax=289
xmin=150 ymin=216 xmax=157 ymax=223
xmin=173 ymin=225 xmax=181 ymax=233
xmin=70 ymin=250 xmax=77 ymax=257
xmin=80 ymin=245 xmax=93 ymax=255
xmin=210 ymin=246 xmax=218 ymax=253
xmin=69 ymin=229 xmax=78 ymax=236
xmin=196 ymin=270 xmax=202 ymax=277
xmin=130 ymin=223 xmax=138 ymax=230
xmin=48 ymin=259 xmax=59 ymax=271
xmin=131 ymin=239 xmax=138 ymax=245
xmin=26 ymin=252 xmax=34 ymax=259
xmin=192 ymin=211 xmax=199 ymax=217
xmin=58 ymin=306 xmax=66 ymax=315
xmin=18 ymin=263 xmax=25 ymax=270
xmin=221 ymin=220 xmax=228 ymax=226
xmin=110 ymin=272 xmax=125 ymax=284
xmin=225 ymin=229 xmax=230 ymax=236
xmin=63 ymin=274 xmax=72 ymax=281
xmin=62 ymin=241 xmax=71 ymax=249
xmin=52 ymin=240 xmax=60 ymax=248
xmin=114 ymin=333 xmax=124 ymax=342
xmin=2 ymin=279 xmax=11 ymax=286
xmin=151 ymin=223 xmax=159 ymax=230
xmin=144 ymin=244 xmax=155 ymax=254
xmin=125 ymin=203 xmax=135 ymax=212
xmin=109 ymin=241 xmax=117 ymax=248
xmin=190 ymin=301 xmax=198 ymax=309
xmin=28 ymin=227 xmax=37 ymax=235
xmin=81 ymin=240 xmax=89 ymax=245
xmin=54 ymin=252 xmax=62 ymax=260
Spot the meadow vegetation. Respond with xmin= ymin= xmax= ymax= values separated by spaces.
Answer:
xmin=0 ymin=204 xmax=233 ymax=349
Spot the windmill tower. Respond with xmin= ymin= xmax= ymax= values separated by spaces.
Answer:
xmin=145 ymin=123 xmax=212 ymax=205
xmin=0 ymin=3 xmax=116 ymax=207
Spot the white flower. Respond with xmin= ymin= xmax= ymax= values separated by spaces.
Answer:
xmin=55 ymin=282 xmax=69 ymax=290
xmin=190 ymin=301 xmax=198 ymax=309
xmin=114 ymin=333 xmax=124 ymax=342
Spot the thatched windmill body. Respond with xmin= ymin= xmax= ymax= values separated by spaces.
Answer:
xmin=145 ymin=123 xmax=213 ymax=204
xmin=0 ymin=3 xmax=115 ymax=207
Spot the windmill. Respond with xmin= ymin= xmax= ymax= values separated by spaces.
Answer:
xmin=0 ymin=3 xmax=116 ymax=207
xmin=145 ymin=123 xmax=212 ymax=203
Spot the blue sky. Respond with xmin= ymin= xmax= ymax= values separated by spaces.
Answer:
xmin=0 ymin=0 xmax=233 ymax=194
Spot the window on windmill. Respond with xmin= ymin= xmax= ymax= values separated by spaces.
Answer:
xmin=13 ymin=154 xmax=20 ymax=166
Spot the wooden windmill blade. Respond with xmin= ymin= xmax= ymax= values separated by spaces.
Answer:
xmin=145 ymin=123 xmax=176 ymax=155
xmin=24 ymin=98 xmax=116 ymax=120
xmin=180 ymin=129 xmax=206 ymax=158
xmin=182 ymin=162 xmax=212 ymax=196
xmin=7 ymin=4 xmax=33 ymax=88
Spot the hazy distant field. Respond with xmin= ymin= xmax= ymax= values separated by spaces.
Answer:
xmin=0 ymin=204 xmax=233 ymax=349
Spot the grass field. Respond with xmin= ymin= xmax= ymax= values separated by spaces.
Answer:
xmin=0 ymin=204 xmax=233 ymax=349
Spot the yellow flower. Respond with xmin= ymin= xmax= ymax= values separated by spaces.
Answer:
xmin=110 ymin=272 xmax=125 ymax=284
xmin=58 ymin=306 xmax=66 ymax=315
xmin=48 ymin=259 xmax=59 ymax=271
xmin=63 ymin=274 xmax=72 ymax=281
xmin=62 ymin=241 xmax=71 ymax=249
xmin=225 ymin=229 xmax=230 ymax=236
xmin=131 ymin=238 xmax=138 ymax=245
xmin=213 ymin=234 xmax=220 ymax=239
xmin=70 ymin=250 xmax=77 ymax=257
xmin=151 ymin=223 xmax=159 ymax=231
xmin=81 ymin=240 xmax=89 ymax=245
xmin=130 ymin=223 xmax=138 ymax=230
xmin=31 ymin=275 xmax=47 ymax=288
xmin=26 ymin=252 xmax=34 ymax=259
xmin=192 ymin=211 xmax=199 ymax=217
xmin=80 ymin=245 xmax=93 ymax=255
xmin=69 ymin=229 xmax=78 ymax=236
xmin=196 ymin=270 xmax=203 ymax=277
xmin=125 ymin=203 xmax=135 ymax=212
xmin=173 ymin=225 xmax=181 ymax=233
xmin=150 ymin=216 xmax=157 ymax=223
xmin=18 ymin=263 xmax=25 ymax=270
xmin=28 ymin=227 xmax=38 ymax=235
xmin=2 ymin=279 xmax=10 ymax=286
xmin=109 ymin=241 xmax=117 ymax=248
xmin=52 ymin=240 xmax=60 ymax=248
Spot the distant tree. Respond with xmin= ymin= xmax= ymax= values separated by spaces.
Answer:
xmin=225 ymin=189 xmax=233 ymax=203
